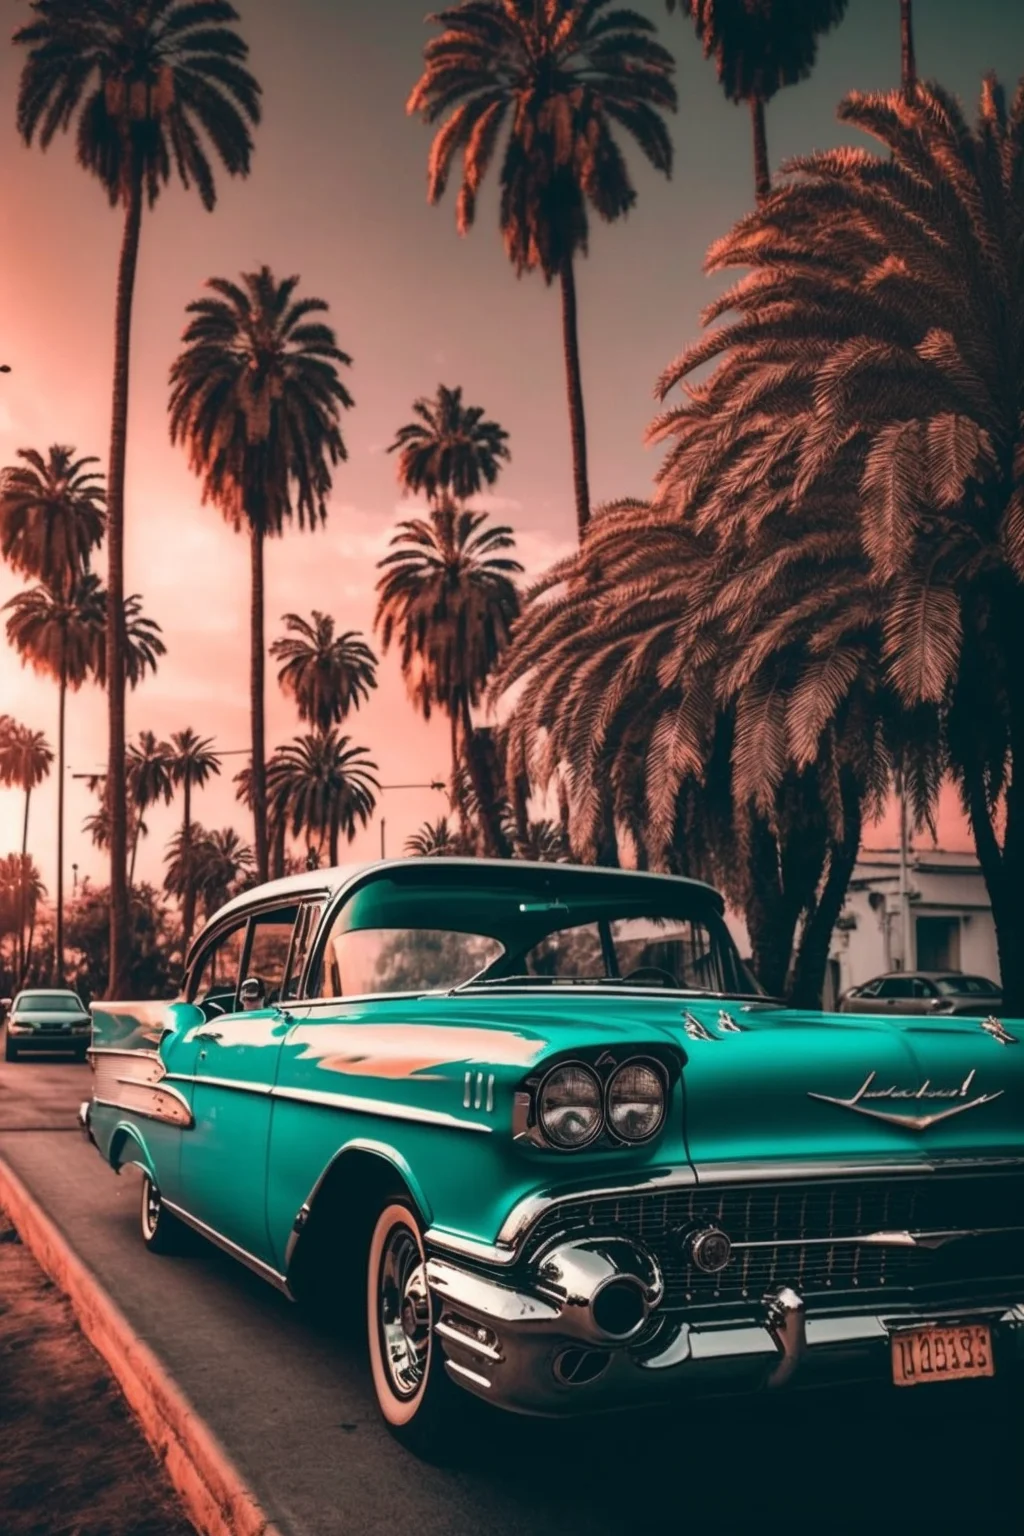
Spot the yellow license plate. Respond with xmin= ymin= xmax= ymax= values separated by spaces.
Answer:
xmin=892 ymin=1324 xmax=994 ymax=1387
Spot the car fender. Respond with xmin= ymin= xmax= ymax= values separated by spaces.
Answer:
xmin=284 ymin=1137 xmax=432 ymax=1271
xmin=107 ymin=1121 xmax=157 ymax=1182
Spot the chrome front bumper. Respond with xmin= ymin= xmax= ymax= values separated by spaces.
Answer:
xmin=426 ymin=1251 xmax=1024 ymax=1415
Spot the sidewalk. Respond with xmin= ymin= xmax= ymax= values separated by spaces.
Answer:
xmin=0 ymin=1210 xmax=196 ymax=1536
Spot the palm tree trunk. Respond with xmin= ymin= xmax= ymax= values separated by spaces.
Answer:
xmin=900 ymin=0 xmax=916 ymax=101
xmin=128 ymin=815 xmax=140 ymax=889
xmin=18 ymin=787 xmax=31 ymax=982
xmin=751 ymin=97 xmax=771 ymax=201
xmin=181 ymin=779 xmax=196 ymax=955
xmin=250 ymin=523 xmax=270 ymax=883
xmin=106 ymin=154 xmax=145 ymax=1001
xmin=54 ymin=652 xmax=67 ymax=984
xmin=458 ymin=699 xmax=508 ymax=859
xmin=965 ymin=704 xmax=1024 ymax=1015
xmin=744 ymin=813 xmax=801 ymax=998
xmin=329 ymin=809 xmax=339 ymax=868
xmin=789 ymin=774 xmax=862 ymax=1010
xmin=271 ymin=812 xmax=286 ymax=880
xmin=559 ymin=258 xmax=591 ymax=540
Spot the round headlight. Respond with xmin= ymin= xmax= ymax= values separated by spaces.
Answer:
xmin=538 ymin=1063 xmax=604 ymax=1149
xmin=607 ymin=1061 xmax=665 ymax=1142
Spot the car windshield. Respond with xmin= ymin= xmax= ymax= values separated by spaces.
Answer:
xmin=934 ymin=976 xmax=1000 ymax=996
xmin=316 ymin=869 xmax=759 ymax=999
xmin=15 ymin=993 xmax=82 ymax=1012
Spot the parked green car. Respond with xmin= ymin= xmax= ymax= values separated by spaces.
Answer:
xmin=6 ymin=987 xmax=92 ymax=1061
xmin=82 ymin=859 xmax=1024 ymax=1450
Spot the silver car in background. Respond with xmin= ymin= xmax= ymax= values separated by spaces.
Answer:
xmin=838 ymin=971 xmax=1003 ymax=1016
xmin=3 ymin=988 xmax=92 ymax=1062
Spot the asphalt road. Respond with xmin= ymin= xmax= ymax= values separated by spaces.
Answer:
xmin=1 ymin=1051 xmax=1022 ymax=1536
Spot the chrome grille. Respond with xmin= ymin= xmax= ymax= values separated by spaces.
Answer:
xmin=521 ymin=1173 xmax=1024 ymax=1315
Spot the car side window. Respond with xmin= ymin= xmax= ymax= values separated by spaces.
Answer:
xmin=858 ymin=980 xmax=882 ymax=998
xmin=878 ymin=977 xmax=914 ymax=999
xmin=282 ymin=901 xmax=324 ymax=1001
xmin=243 ymin=906 xmax=301 ymax=1006
xmin=189 ymin=919 xmax=247 ymax=1016
xmin=911 ymin=979 xmax=934 ymax=998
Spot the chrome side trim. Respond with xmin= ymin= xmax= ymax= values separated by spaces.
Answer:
xmin=271 ymin=1083 xmax=491 ymax=1133
xmin=693 ymin=1157 xmax=1024 ymax=1184
xmin=164 ymin=1073 xmax=272 ymax=1098
xmin=162 ymin=1199 xmax=292 ymax=1297
xmin=91 ymin=1087 xmax=194 ymax=1130
xmin=87 ymin=1047 xmax=163 ymax=1061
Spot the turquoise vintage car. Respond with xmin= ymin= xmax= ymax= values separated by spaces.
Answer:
xmin=82 ymin=858 xmax=1024 ymax=1450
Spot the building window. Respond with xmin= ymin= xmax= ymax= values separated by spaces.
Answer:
xmin=916 ymin=915 xmax=961 ymax=972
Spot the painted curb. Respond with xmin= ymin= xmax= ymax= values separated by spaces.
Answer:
xmin=0 ymin=1155 xmax=282 ymax=1536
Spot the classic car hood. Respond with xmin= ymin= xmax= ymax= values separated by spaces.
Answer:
xmin=667 ymin=999 xmax=1024 ymax=1172
xmin=425 ymin=991 xmax=1023 ymax=1169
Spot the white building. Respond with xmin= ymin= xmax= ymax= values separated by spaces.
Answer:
xmin=825 ymin=849 xmax=1001 ymax=1007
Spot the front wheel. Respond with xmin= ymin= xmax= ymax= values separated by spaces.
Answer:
xmin=366 ymin=1202 xmax=463 ymax=1455
xmin=139 ymin=1172 xmax=186 ymax=1255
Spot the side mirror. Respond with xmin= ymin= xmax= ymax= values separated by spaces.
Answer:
xmin=239 ymin=976 xmax=266 ymax=1011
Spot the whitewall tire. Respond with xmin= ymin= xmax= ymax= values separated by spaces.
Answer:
xmin=139 ymin=1172 xmax=185 ymax=1255
xmin=366 ymin=1201 xmax=461 ymax=1452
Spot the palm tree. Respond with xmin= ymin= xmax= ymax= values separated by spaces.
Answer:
xmin=83 ymin=792 xmax=147 ymax=859
xmin=510 ymin=818 xmax=571 ymax=864
xmin=92 ymin=588 xmax=167 ymax=687
xmin=266 ymin=732 xmax=378 ymax=867
xmin=271 ymin=612 xmax=378 ymax=734
xmin=0 ymin=446 xmax=105 ymax=592
xmin=126 ymin=732 xmax=174 ymax=887
xmin=169 ymin=267 xmax=354 ymax=881
xmin=405 ymin=816 xmax=469 ymax=857
xmin=234 ymin=757 xmax=293 ymax=880
xmin=4 ymin=576 xmax=162 ymax=978
xmin=0 ymin=853 xmax=46 ymax=982
xmin=4 ymin=577 xmax=104 ymax=979
xmin=388 ymin=385 xmax=510 ymax=507
xmin=408 ymin=2 xmax=677 ymax=537
xmin=376 ymin=507 xmax=522 ymax=857
xmin=665 ymin=0 xmax=848 ymax=200
xmin=15 ymin=0 xmax=261 ymax=999
xmin=0 ymin=724 xmax=53 ymax=979
xmin=196 ymin=828 xmax=257 ymax=914
xmin=167 ymin=730 xmax=221 ymax=954
xmin=652 ymin=79 xmax=1024 ymax=1008
xmin=163 ymin=823 xmax=253 ymax=920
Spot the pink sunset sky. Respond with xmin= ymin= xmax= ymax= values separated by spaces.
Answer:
xmin=1 ymin=0 xmax=1019 ymax=895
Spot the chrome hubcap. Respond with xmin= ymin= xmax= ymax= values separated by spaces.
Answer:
xmin=144 ymin=1179 xmax=161 ymax=1238
xmin=379 ymin=1226 xmax=430 ymax=1400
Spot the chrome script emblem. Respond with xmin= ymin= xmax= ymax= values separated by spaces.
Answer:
xmin=808 ymin=1069 xmax=1002 ymax=1131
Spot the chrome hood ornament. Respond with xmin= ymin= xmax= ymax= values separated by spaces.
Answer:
xmin=808 ymin=1069 xmax=1003 ymax=1131
xmin=980 ymin=1016 xmax=1017 ymax=1046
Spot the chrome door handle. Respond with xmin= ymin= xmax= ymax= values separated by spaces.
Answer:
xmin=195 ymin=1029 xmax=223 ymax=1042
